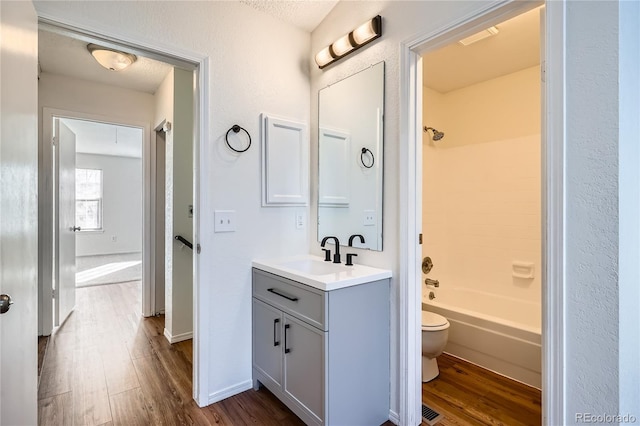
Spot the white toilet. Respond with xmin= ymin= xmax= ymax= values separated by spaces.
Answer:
xmin=421 ymin=311 xmax=450 ymax=382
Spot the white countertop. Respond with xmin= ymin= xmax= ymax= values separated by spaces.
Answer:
xmin=252 ymin=254 xmax=392 ymax=291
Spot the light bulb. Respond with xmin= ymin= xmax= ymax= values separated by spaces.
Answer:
xmin=315 ymin=46 xmax=334 ymax=68
xmin=353 ymin=19 xmax=377 ymax=45
xmin=331 ymin=34 xmax=354 ymax=57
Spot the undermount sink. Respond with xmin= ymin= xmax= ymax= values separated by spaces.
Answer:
xmin=251 ymin=255 xmax=392 ymax=291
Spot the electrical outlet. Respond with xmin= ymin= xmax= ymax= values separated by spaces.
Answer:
xmin=214 ymin=210 xmax=236 ymax=232
xmin=295 ymin=210 xmax=305 ymax=229
xmin=363 ymin=210 xmax=376 ymax=226
xmin=111 ymin=235 xmax=117 ymax=242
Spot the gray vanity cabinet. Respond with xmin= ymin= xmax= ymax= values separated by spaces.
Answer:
xmin=252 ymin=267 xmax=390 ymax=426
xmin=252 ymin=299 xmax=284 ymax=387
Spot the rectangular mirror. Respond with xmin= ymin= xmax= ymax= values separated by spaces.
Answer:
xmin=318 ymin=61 xmax=384 ymax=251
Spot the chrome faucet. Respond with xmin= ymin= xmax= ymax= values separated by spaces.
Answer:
xmin=321 ymin=236 xmax=341 ymax=263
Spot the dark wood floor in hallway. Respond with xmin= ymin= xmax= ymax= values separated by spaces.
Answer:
xmin=37 ymin=281 xmax=304 ymax=426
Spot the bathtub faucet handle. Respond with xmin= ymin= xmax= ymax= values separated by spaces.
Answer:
xmin=425 ymin=278 xmax=439 ymax=288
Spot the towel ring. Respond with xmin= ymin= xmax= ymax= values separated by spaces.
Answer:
xmin=360 ymin=147 xmax=374 ymax=168
xmin=225 ymin=124 xmax=251 ymax=153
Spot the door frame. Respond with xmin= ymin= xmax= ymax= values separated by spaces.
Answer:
xmin=40 ymin=108 xmax=151 ymax=333
xmin=398 ymin=0 xmax=565 ymax=424
xmin=151 ymin=121 xmax=169 ymax=316
xmin=36 ymin=14 xmax=210 ymax=406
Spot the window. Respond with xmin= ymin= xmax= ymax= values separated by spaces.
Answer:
xmin=75 ymin=168 xmax=103 ymax=231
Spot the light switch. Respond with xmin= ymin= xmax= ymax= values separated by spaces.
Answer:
xmin=214 ymin=210 xmax=236 ymax=232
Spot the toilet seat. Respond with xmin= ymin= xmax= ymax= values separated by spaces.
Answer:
xmin=422 ymin=311 xmax=449 ymax=331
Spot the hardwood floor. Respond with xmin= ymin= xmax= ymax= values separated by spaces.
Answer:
xmin=38 ymin=281 xmax=540 ymax=425
xmin=422 ymin=353 xmax=542 ymax=426
xmin=37 ymin=281 xmax=304 ymax=426
xmin=38 ymin=335 xmax=49 ymax=378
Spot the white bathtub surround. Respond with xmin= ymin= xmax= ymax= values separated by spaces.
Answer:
xmin=423 ymin=133 xmax=541 ymax=300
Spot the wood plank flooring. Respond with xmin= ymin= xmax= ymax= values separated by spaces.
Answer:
xmin=38 ymin=335 xmax=49 ymax=377
xmin=38 ymin=281 xmax=540 ymax=425
xmin=422 ymin=353 xmax=542 ymax=425
xmin=37 ymin=281 xmax=304 ymax=426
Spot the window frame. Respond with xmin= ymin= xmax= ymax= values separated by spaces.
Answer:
xmin=75 ymin=168 xmax=104 ymax=232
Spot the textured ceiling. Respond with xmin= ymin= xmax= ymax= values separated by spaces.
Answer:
xmin=39 ymin=29 xmax=173 ymax=94
xmin=62 ymin=118 xmax=143 ymax=159
xmin=423 ymin=7 xmax=541 ymax=93
xmin=239 ymin=0 xmax=338 ymax=32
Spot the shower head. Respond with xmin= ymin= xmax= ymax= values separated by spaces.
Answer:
xmin=424 ymin=126 xmax=445 ymax=141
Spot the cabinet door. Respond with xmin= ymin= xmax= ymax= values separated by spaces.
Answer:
xmin=253 ymin=299 xmax=283 ymax=387
xmin=283 ymin=315 xmax=325 ymax=424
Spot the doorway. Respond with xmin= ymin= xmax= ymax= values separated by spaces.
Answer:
xmin=419 ymin=6 xmax=542 ymax=422
xmin=69 ymin=119 xmax=144 ymax=292
xmin=399 ymin=0 xmax=565 ymax=424
xmin=41 ymin=109 xmax=151 ymax=333
xmin=36 ymin=20 xmax=208 ymax=407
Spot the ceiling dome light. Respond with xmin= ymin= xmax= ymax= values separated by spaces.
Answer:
xmin=87 ymin=43 xmax=137 ymax=71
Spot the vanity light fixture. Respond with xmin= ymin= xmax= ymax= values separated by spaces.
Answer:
xmin=315 ymin=15 xmax=382 ymax=69
xmin=87 ymin=43 xmax=137 ymax=71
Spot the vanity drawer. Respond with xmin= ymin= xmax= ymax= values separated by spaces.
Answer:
xmin=252 ymin=268 xmax=326 ymax=330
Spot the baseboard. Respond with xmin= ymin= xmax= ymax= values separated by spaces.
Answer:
xmin=163 ymin=328 xmax=193 ymax=344
xmin=208 ymin=380 xmax=253 ymax=405
xmin=388 ymin=409 xmax=400 ymax=425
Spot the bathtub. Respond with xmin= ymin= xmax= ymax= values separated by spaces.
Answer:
xmin=423 ymin=287 xmax=541 ymax=388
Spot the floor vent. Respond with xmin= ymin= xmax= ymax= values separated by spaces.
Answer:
xmin=422 ymin=403 xmax=444 ymax=425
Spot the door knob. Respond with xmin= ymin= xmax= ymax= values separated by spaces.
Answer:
xmin=71 ymin=226 xmax=81 ymax=232
xmin=0 ymin=294 xmax=14 ymax=314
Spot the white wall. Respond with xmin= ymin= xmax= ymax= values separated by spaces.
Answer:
xmin=38 ymin=73 xmax=155 ymax=126
xmin=565 ymin=1 xmax=619 ymax=420
xmin=422 ymin=66 xmax=541 ymax=325
xmin=75 ymin=153 xmax=142 ymax=256
xmin=34 ymin=0 xmax=311 ymax=404
xmin=618 ymin=0 xmax=640 ymax=419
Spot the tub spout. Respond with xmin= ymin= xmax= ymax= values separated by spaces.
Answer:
xmin=425 ymin=278 xmax=440 ymax=287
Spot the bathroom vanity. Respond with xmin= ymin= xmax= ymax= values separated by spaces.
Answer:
xmin=251 ymin=256 xmax=391 ymax=426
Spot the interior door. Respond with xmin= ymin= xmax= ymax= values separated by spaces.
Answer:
xmin=0 ymin=1 xmax=39 ymax=424
xmin=55 ymin=119 xmax=78 ymax=326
